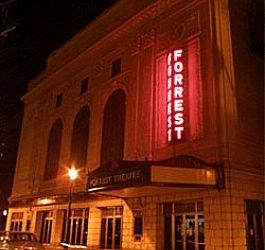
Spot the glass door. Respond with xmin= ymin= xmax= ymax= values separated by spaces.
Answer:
xmin=114 ymin=217 xmax=121 ymax=249
xmin=198 ymin=215 xmax=205 ymax=250
xmin=61 ymin=208 xmax=89 ymax=246
xmin=185 ymin=215 xmax=195 ymax=250
xmin=246 ymin=200 xmax=264 ymax=250
xmin=100 ymin=207 xmax=122 ymax=249
xmin=106 ymin=218 xmax=113 ymax=248
xmin=164 ymin=201 xmax=205 ymax=250
xmin=175 ymin=215 xmax=183 ymax=249
xmin=174 ymin=214 xmax=204 ymax=250
xmin=40 ymin=211 xmax=53 ymax=244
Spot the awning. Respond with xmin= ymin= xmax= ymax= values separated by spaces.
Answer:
xmin=87 ymin=155 xmax=224 ymax=197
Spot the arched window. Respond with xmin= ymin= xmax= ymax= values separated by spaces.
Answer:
xmin=70 ymin=106 xmax=90 ymax=168
xmin=101 ymin=89 xmax=126 ymax=167
xmin=44 ymin=119 xmax=63 ymax=180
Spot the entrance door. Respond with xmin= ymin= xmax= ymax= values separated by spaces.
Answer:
xmin=100 ymin=207 xmax=122 ymax=249
xmin=246 ymin=200 xmax=264 ymax=250
xmin=164 ymin=201 xmax=205 ymax=250
xmin=61 ymin=208 xmax=89 ymax=246
xmin=174 ymin=214 xmax=205 ymax=250
xmin=40 ymin=211 xmax=53 ymax=244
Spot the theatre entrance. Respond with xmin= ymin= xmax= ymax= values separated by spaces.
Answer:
xmin=246 ymin=200 xmax=264 ymax=250
xmin=100 ymin=207 xmax=123 ymax=249
xmin=163 ymin=201 xmax=205 ymax=250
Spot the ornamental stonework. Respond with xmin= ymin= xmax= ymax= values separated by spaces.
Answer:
xmin=156 ymin=9 xmax=201 ymax=54
xmin=93 ymin=60 xmax=105 ymax=76
xmin=130 ymin=29 xmax=156 ymax=55
xmin=171 ymin=10 xmax=200 ymax=41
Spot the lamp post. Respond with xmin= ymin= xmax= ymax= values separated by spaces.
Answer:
xmin=64 ymin=166 xmax=77 ymax=245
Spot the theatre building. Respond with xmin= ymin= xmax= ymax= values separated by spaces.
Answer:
xmin=7 ymin=0 xmax=263 ymax=249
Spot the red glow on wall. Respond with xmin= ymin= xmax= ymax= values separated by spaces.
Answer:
xmin=167 ymin=49 xmax=184 ymax=142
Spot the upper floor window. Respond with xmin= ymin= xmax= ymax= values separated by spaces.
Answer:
xmin=70 ymin=106 xmax=90 ymax=168
xmin=55 ymin=93 xmax=63 ymax=107
xmin=111 ymin=58 xmax=122 ymax=77
xmin=248 ymin=0 xmax=263 ymax=58
xmin=44 ymin=119 xmax=63 ymax=180
xmin=80 ymin=78 xmax=89 ymax=94
xmin=100 ymin=89 xmax=126 ymax=167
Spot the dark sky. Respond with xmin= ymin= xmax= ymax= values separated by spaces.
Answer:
xmin=2 ymin=0 xmax=117 ymax=79
xmin=0 ymin=0 xmax=117 ymax=210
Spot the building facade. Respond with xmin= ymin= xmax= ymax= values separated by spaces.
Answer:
xmin=7 ymin=0 xmax=264 ymax=249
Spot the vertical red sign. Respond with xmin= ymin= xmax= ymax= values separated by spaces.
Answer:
xmin=167 ymin=49 xmax=184 ymax=142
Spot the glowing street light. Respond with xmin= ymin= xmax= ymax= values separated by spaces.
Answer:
xmin=2 ymin=210 xmax=7 ymax=216
xmin=63 ymin=166 xmax=78 ymax=244
xmin=68 ymin=166 xmax=78 ymax=181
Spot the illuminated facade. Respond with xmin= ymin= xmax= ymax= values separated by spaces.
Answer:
xmin=7 ymin=0 xmax=264 ymax=250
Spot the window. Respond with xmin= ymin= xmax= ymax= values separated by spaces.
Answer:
xmin=100 ymin=89 xmax=126 ymax=167
xmin=248 ymin=0 xmax=263 ymax=58
xmin=70 ymin=106 xmax=90 ymax=168
xmin=134 ymin=217 xmax=143 ymax=235
xmin=55 ymin=93 xmax=63 ymax=107
xmin=80 ymin=78 xmax=89 ymax=94
xmin=133 ymin=210 xmax=143 ymax=241
xmin=10 ymin=212 xmax=23 ymax=231
xmin=61 ymin=208 xmax=89 ymax=246
xmin=163 ymin=201 xmax=205 ymax=250
xmin=111 ymin=58 xmax=122 ymax=77
xmin=44 ymin=119 xmax=63 ymax=180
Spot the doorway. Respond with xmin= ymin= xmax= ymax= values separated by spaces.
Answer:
xmin=40 ymin=211 xmax=53 ymax=244
xmin=61 ymin=208 xmax=89 ymax=246
xmin=246 ymin=200 xmax=264 ymax=250
xmin=164 ymin=201 xmax=205 ymax=250
xmin=100 ymin=207 xmax=123 ymax=249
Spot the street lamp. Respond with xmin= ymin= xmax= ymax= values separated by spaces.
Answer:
xmin=64 ymin=166 xmax=78 ymax=245
xmin=68 ymin=167 xmax=78 ymax=181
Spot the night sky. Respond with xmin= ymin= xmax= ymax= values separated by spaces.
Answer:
xmin=0 ymin=0 xmax=116 ymax=217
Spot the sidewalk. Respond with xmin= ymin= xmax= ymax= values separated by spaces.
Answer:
xmin=43 ymin=244 xmax=101 ymax=250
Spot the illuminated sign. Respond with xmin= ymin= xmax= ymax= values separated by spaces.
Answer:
xmin=36 ymin=197 xmax=56 ymax=205
xmin=86 ymin=157 xmax=221 ymax=193
xmin=87 ymin=161 xmax=151 ymax=192
xmin=167 ymin=49 xmax=185 ymax=142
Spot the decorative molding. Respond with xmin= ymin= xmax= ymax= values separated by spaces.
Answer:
xmin=142 ymin=29 xmax=156 ymax=48
xmin=130 ymin=29 xmax=156 ymax=55
xmin=172 ymin=23 xmax=186 ymax=41
xmin=171 ymin=10 xmax=200 ymax=41
xmin=156 ymin=9 xmax=201 ymax=54
xmin=129 ymin=36 xmax=142 ymax=55
xmin=93 ymin=60 xmax=105 ymax=76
